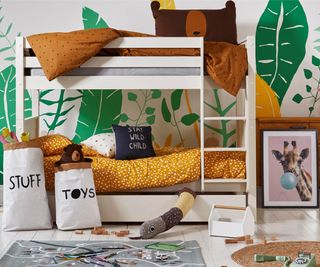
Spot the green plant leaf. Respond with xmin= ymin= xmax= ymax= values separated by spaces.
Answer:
xmin=73 ymin=90 xmax=122 ymax=143
xmin=39 ymin=89 xmax=54 ymax=99
xmin=5 ymin=23 xmax=12 ymax=35
xmin=309 ymin=106 xmax=314 ymax=112
xmin=120 ymin=113 xmax=129 ymax=122
xmin=82 ymin=7 xmax=109 ymax=29
xmin=145 ymin=107 xmax=155 ymax=115
xmin=146 ymin=115 xmax=155 ymax=125
xmin=0 ymin=65 xmax=32 ymax=184
xmin=128 ymin=92 xmax=137 ymax=101
xmin=171 ymin=89 xmax=183 ymax=111
xmin=304 ymin=69 xmax=313 ymax=79
xmin=0 ymin=46 xmax=11 ymax=53
xmin=256 ymin=0 xmax=309 ymax=105
xmin=181 ymin=113 xmax=199 ymax=126
xmin=312 ymin=56 xmax=320 ymax=67
xmin=306 ymin=85 xmax=312 ymax=93
xmin=40 ymin=90 xmax=81 ymax=133
xmin=4 ymin=57 xmax=15 ymax=61
xmin=292 ymin=93 xmax=303 ymax=104
xmin=151 ymin=89 xmax=161 ymax=99
xmin=161 ymin=98 xmax=171 ymax=123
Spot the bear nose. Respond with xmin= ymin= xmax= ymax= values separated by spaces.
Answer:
xmin=193 ymin=31 xmax=200 ymax=36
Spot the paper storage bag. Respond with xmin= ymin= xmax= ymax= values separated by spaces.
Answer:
xmin=2 ymin=141 xmax=52 ymax=231
xmin=55 ymin=162 xmax=101 ymax=230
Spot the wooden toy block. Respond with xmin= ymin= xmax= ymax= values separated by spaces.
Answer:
xmin=119 ymin=230 xmax=130 ymax=235
xmin=236 ymin=236 xmax=246 ymax=241
xmin=115 ymin=232 xmax=126 ymax=237
xmin=225 ymin=238 xmax=238 ymax=244
xmin=74 ymin=230 xmax=83 ymax=235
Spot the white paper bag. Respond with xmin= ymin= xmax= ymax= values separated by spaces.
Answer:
xmin=2 ymin=141 xmax=52 ymax=231
xmin=55 ymin=162 xmax=101 ymax=230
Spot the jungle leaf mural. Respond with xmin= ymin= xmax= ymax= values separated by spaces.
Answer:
xmin=204 ymin=89 xmax=236 ymax=147
xmin=73 ymin=90 xmax=122 ymax=143
xmin=0 ymin=65 xmax=32 ymax=183
xmin=120 ymin=89 xmax=161 ymax=126
xmin=256 ymin=0 xmax=308 ymax=108
xmin=0 ymin=4 xmax=20 ymax=62
xmin=256 ymin=74 xmax=281 ymax=117
xmin=291 ymin=16 xmax=320 ymax=116
xmin=82 ymin=7 xmax=109 ymax=29
xmin=161 ymin=89 xmax=199 ymax=147
xmin=72 ymin=7 xmax=123 ymax=143
xmin=40 ymin=90 xmax=83 ymax=134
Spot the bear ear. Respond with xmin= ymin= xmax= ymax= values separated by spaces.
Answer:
xmin=151 ymin=1 xmax=161 ymax=19
xmin=63 ymin=144 xmax=71 ymax=152
xmin=225 ymin=0 xmax=235 ymax=9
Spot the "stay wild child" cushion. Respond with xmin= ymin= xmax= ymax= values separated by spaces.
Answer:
xmin=112 ymin=125 xmax=155 ymax=160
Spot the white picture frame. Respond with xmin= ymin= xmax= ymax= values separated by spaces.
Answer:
xmin=262 ymin=129 xmax=318 ymax=208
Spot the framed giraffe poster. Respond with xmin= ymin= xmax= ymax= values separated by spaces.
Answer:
xmin=262 ymin=129 xmax=318 ymax=208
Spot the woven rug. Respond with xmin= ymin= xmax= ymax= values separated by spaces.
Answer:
xmin=232 ymin=241 xmax=320 ymax=266
xmin=0 ymin=240 xmax=205 ymax=267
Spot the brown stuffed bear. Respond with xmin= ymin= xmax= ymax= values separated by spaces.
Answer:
xmin=54 ymin=144 xmax=92 ymax=167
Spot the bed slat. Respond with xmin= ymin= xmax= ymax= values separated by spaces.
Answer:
xmin=25 ymin=56 xmax=202 ymax=68
xmin=25 ymin=76 xmax=202 ymax=90
xmin=25 ymin=37 xmax=203 ymax=49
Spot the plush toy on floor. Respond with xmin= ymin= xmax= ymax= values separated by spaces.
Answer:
xmin=54 ymin=144 xmax=92 ymax=167
xmin=131 ymin=188 xmax=196 ymax=239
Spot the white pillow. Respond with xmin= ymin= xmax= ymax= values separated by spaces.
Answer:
xmin=81 ymin=133 xmax=116 ymax=158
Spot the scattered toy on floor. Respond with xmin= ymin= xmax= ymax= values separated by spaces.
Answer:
xmin=130 ymin=188 xmax=196 ymax=239
xmin=54 ymin=144 xmax=92 ymax=167
xmin=254 ymin=252 xmax=316 ymax=267
xmin=225 ymin=235 xmax=254 ymax=245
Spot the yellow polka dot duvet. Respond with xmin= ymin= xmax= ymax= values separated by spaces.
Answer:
xmin=37 ymin=135 xmax=246 ymax=192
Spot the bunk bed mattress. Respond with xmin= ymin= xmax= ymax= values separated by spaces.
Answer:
xmin=37 ymin=135 xmax=246 ymax=193
xmin=30 ymin=67 xmax=200 ymax=76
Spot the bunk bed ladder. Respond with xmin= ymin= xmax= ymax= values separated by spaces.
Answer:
xmin=200 ymin=36 xmax=256 ymax=220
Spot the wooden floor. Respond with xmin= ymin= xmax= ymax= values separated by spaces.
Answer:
xmin=0 ymin=208 xmax=320 ymax=266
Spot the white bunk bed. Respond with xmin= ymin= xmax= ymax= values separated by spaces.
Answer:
xmin=15 ymin=36 xmax=256 ymax=222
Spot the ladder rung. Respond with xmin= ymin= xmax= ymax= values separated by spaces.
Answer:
xmin=204 ymin=147 xmax=246 ymax=152
xmin=204 ymin=116 xmax=246 ymax=121
xmin=204 ymin=178 xmax=247 ymax=184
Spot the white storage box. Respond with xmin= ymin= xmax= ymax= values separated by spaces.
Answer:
xmin=208 ymin=205 xmax=254 ymax=237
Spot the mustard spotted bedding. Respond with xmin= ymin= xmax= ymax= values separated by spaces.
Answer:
xmin=37 ymin=135 xmax=246 ymax=192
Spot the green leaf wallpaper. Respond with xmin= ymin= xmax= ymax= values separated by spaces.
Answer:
xmin=0 ymin=0 xmax=319 ymax=185
xmin=256 ymin=0 xmax=308 ymax=106
xmin=73 ymin=90 xmax=122 ymax=143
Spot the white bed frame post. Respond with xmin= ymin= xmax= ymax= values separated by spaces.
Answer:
xmin=16 ymin=37 xmax=25 ymax=138
xmin=199 ymin=37 xmax=205 ymax=192
xmin=245 ymin=36 xmax=257 ymax=220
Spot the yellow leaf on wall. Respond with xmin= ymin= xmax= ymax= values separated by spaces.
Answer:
xmin=256 ymin=74 xmax=281 ymax=117
xmin=153 ymin=0 xmax=176 ymax=9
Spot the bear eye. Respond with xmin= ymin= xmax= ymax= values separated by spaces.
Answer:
xmin=149 ymin=225 xmax=155 ymax=232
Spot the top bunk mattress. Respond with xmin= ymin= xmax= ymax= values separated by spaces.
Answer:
xmin=29 ymin=67 xmax=200 ymax=76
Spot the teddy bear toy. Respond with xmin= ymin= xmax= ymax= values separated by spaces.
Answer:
xmin=54 ymin=144 xmax=92 ymax=167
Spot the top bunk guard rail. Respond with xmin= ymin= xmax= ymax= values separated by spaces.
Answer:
xmin=20 ymin=37 xmax=204 ymax=90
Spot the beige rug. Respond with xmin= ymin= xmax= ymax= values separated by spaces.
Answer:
xmin=232 ymin=241 xmax=320 ymax=266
